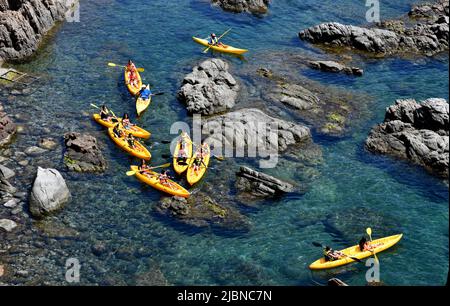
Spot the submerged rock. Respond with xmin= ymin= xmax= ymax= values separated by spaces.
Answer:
xmin=29 ymin=167 xmax=71 ymax=218
xmin=177 ymin=59 xmax=240 ymax=115
xmin=366 ymin=98 xmax=449 ymax=178
xmin=211 ymin=0 xmax=271 ymax=15
xmin=299 ymin=1 xmax=449 ymax=56
xmin=328 ymin=278 xmax=349 ymax=286
xmin=236 ymin=166 xmax=295 ymax=197
xmin=308 ymin=60 xmax=363 ymax=76
xmin=0 ymin=164 xmax=15 ymax=180
xmin=0 ymin=107 xmax=16 ymax=147
xmin=156 ymin=193 xmax=251 ymax=232
xmin=0 ymin=0 xmax=73 ymax=61
xmin=0 ymin=219 xmax=17 ymax=232
xmin=63 ymin=132 xmax=107 ymax=173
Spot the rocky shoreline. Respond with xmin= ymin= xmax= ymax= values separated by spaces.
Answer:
xmin=299 ymin=0 xmax=449 ymax=57
xmin=366 ymin=98 xmax=449 ymax=179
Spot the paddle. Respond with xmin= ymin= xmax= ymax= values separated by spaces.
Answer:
xmin=108 ymin=62 xmax=144 ymax=72
xmin=366 ymin=228 xmax=380 ymax=265
xmin=312 ymin=242 xmax=363 ymax=263
xmin=126 ymin=163 xmax=172 ymax=176
xmin=203 ymin=28 xmax=232 ymax=53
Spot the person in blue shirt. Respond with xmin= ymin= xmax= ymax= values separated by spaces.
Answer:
xmin=139 ymin=84 xmax=152 ymax=100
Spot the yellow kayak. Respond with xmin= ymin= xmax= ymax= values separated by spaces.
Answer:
xmin=92 ymin=114 xmax=151 ymax=139
xmin=124 ymin=66 xmax=142 ymax=96
xmin=136 ymin=96 xmax=151 ymax=116
xmin=192 ymin=37 xmax=248 ymax=55
xmin=187 ymin=143 xmax=210 ymax=185
xmin=130 ymin=166 xmax=190 ymax=198
xmin=173 ymin=133 xmax=193 ymax=174
xmin=107 ymin=127 xmax=151 ymax=160
xmin=309 ymin=234 xmax=403 ymax=270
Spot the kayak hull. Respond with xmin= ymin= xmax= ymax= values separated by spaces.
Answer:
xmin=93 ymin=114 xmax=151 ymax=139
xmin=108 ymin=127 xmax=151 ymax=160
xmin=131 ymin=166 xmax=190 ymax=198
xmin=192 ymin=37 xmax=248 ymax=55
xmin=309 ymin=234 xmax=403 ymax=270
xmin=136 ymin=97 xmax=151 ymax=116
xmin=187 ymin=144 xmax=210 ymax=185
xmin=173 ymin=134 xmax=193 ymax=174
xmin=124 ymin=66 xmax=143 ymax=96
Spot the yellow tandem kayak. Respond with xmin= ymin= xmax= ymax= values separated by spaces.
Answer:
xmin=108 ymin=127 xmax=151 ymax=160
xmin=187 ymin=143 xmax=210 ymax=185
xmin=192 ymin=37 xmax=248 ymax=55
xmin=173 ymin=133 xmax=193 ymax=174
xmin=92 ymin=114 xmax=151 ymax=139
xmin=309 ymin=234 xmax=403 ymax=270
xmin=130 ymin=166 xmax=190 ymax=198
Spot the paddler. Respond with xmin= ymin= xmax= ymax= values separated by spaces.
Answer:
xmin=323 ymin=246 xmax=345 ymax=261
xmin=139 ymin=84 xmax=152 ymax=99
xmin=122 ymin=113 xmax=133 ymax=130
xmin=209 ymin=33 xmax=223 ymax=47
xmin=100 ymin=105 xmax=112 ymax=122
xmin=192 ymin=151 xmax=206 ymax=173
xmin=139 ymin=159 xmax=151 ymax=173
xmin=127 ymin=66 xmax=139 ymax=88
xmin=126 ymin=60 xmax=136 ymax=71
xmin=158 ymin=170 xmax=171 ymax=186
xmin=358 ymin=236 xmax=377 ymax=252
xmin=126 ymin=133 xmax=136 ymax=149
xmin=112 ymin=123 xmax=124 ymax=138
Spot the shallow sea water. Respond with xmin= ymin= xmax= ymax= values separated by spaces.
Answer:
xmin=1 ymin=0 xmax=448 ymax=285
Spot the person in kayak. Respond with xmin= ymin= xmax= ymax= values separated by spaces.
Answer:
xmin=112 ymin=123 xmax=124 ymax=138
xmin=209 ymin=33 xmax=223 ymax=47
xmin=139 ymin=159 xmax=151 ymax=173
xmin=323 ymin=246 xmax=345 ymax=261
xmin=192 ymin=152 xmax=206 ymax=174
xmin=358 ymin=236 xmax=376 ymax=252
xmin=139 ymin=84 xmax=152 ymax=100
xmin=127 ymin=67 xmax=139 ymax=88
xmin=122 ymin=113 xmax=133 ymax=130
xmin=100 ymin=105 xmax=113 ymax=122
xmin=126 ymin=133 xmax=136 ymax=149
xmin=177 ymin=147 xmax=188 ymax=165
xmin=126 ymin=60 xmax=136 ymax=71
xmin=158 ymin=170 xmax=173 ymax=187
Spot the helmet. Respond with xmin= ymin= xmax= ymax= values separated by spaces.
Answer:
xmin=211 ymin=33 xmax=216 ymax=37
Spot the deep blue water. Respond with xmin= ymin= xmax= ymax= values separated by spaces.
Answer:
xmin=2 ymin=0 xmax=448 ymax=285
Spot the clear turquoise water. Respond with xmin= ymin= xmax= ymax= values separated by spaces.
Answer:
xmin=2 ymin=0 xmax=448 ymax=285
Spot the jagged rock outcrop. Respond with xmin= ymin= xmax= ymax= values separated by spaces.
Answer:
xmin=29 ymin=167 xmax=70 ymax=218
xmin=202 ymin=108 xmax=311 ymax=168
xmin=365 ymin=98 xmax=449 ymax=178
xmin=211 ymin=0 xmax=271 ymax=14
xmin=299 ymin=0 xmax=449 ymax=56
xmin=236 ymin=166 xmax=295 ymax=197
xmin=63 ymin=132 xmax=107 ymax=173
xmin=177 ymin=59 xmax=239 ymax=115
xmin=0 ymin=0 xmax=74 ymax=61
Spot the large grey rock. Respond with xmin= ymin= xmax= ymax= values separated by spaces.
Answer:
xmin=202 ymin=108 xmax=311 ymax=160
xmin=29 ymin=167 xmax=71 ymax=218
xmin=366 ymin=98 xmax=449 ymax=178
xmin=299 ymin=1 xmax=449 ymax=56
xmin=308 ymin=60 xmax=364 ymax=76
xmin=0 ymin=164 xmax=15 ymax=180
xmin=177 ymin=59 xmax=240 ymax=115
xmin=211 ymin=0 xmax=271 ymax=14
xmin=236 ymin=166 xmax=295 ymax=197
xmin=64 ymin=132 xmax=107 ymax=173
xmin=0 ymin=0 xmax=72 ymax=61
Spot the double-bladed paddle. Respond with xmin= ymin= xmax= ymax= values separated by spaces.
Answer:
xmin=108 ymin=62 xmax=144 ymax=72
